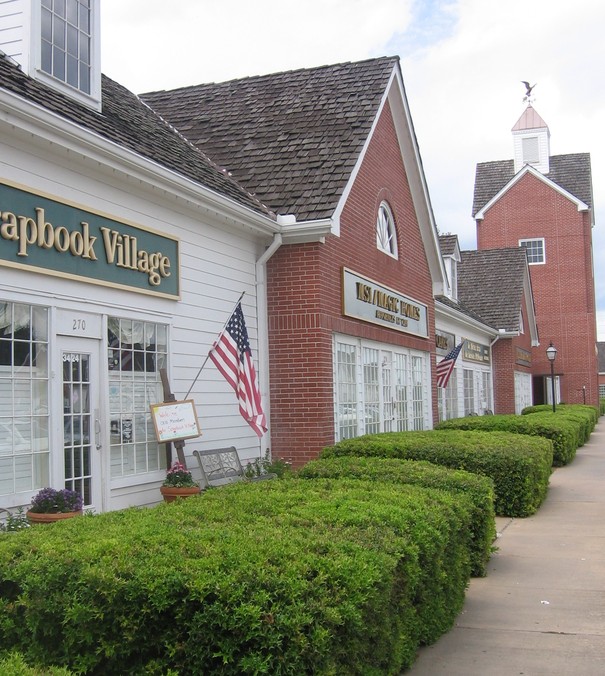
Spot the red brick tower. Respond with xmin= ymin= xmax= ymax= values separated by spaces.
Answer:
xmin=473 ymin=105 xmax=598 ymax=406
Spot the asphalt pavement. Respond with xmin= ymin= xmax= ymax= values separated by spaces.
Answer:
xmin=406 ymin=423 xmax=605 ymax=675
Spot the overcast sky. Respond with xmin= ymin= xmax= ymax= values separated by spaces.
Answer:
xmin=101 ymin=0 xmax=605 ymax=340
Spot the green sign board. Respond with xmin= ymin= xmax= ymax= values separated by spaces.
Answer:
xmin=0 ymin=180 xmax=179 ymax=298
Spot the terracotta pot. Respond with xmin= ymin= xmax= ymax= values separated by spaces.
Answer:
xmin=26 ymin=510 xmax=82 ymax=524
xmin=160 ymin=486 xmax=201 ymax=502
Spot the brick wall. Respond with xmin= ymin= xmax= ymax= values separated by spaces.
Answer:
xmin=267 ymin=101 xmax=436 ymax=466
xmin=477 ymin=172 xmax=599 ymax=406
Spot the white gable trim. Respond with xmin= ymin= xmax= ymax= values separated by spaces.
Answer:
xmin=475 ymin=164 xmax=589 ymax=220
xmin=332 ymin=64 xmax=447 ymax=296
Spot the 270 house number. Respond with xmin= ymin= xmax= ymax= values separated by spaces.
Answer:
xmin=73 ymin=319 xmax=87 ymax=331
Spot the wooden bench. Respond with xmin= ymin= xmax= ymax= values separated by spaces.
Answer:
xmin=193 ymin=447 xmax=277 ymax=489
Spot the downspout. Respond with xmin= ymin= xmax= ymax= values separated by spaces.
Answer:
xmin=255 ymin=232 xmax=283 ymax=459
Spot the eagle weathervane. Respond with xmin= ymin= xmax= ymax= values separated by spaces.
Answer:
xmin=521 ymin=81 xmax=536 ymax=103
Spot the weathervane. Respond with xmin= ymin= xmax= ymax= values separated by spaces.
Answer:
xmin=521 ymin=81 xmax=536 ymax=103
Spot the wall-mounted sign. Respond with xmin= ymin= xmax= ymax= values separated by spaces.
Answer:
xmin=342 ymin=268 xmax=428 ymax=337
xmin=436 ymin=330 xmax=455 ymax=354
xmin=0 ymin=179 xmax=180 ymax=298
xmin=462 ymin=339 xmax=491 ymax=364
xmin=516 ymin=347 xmax=531 ymax=366
xmin=150 ymin=400 xmax=201 ymax=443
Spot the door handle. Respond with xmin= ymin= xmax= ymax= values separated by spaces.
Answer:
xmin=94 ymin=409 xmax=102 ymax=450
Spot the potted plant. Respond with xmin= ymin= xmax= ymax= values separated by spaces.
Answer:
xmin=26 ymin=487 xmax=83 ymax=524
xmin=160 ymin=461 xmax=201 ymax=502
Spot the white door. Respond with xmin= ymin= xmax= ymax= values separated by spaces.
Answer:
xmin=57 ymin=337 xmax=103 ymax=510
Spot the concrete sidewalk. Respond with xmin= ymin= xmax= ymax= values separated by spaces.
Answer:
xmin=406 ymin=425 xmax=605 ymax=675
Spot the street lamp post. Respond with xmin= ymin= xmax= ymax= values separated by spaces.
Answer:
xmin=546 ymin=341 xmax=557 ymax=413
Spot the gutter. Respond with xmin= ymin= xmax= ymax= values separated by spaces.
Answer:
xmin=255 ymin=233 xmax=284 ymax=458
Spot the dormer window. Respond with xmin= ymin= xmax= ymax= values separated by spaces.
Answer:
xmin=376 ymin=202 xmax=398 ymax=258
xmin=41 ymin=0 xmax=92 ymax=94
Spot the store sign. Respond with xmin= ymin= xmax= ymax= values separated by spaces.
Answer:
xmin=436 ymin=330 xmax=455 ymax=354
xmin=462 ymin=339 xmax=491 ymax=364
xmin=342 ymin=268 xmax=428 ymax=337
xmin=516 ymin=347 xmax=531 ymax=366
xmin=0 ymin=180 xmax=179 ymax=298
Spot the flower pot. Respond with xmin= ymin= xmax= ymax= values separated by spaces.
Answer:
xmin=160 ymin=486 xmax=201 ymax=502
xmin=26 ymin=510 xmax=82 ymax=524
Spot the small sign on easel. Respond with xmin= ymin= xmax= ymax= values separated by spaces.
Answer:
xmin=150 ymin=399 xmax=201 ymax=444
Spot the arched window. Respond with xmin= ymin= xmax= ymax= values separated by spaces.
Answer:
xmin=376 ymin=202 xmax=398 ymax=258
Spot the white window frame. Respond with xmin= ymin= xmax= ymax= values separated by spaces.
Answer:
xmin=32 ymin=0 xmax=102 ymax=109
xmin=333 ymin=335 xmax=430 ymax=440
xmin=376 ymin=202 xmax=398 ymax=259
xmin=522 ymin=136 xmax=540 ymax=164
xmin=519 ymin=238 xmax=545 ymax=265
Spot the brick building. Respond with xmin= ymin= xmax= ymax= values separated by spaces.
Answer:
xmin=436 ymin=235 xmax=538 ymax=417
xmin=473 ymin=104 xmax=598 ymax=407
xmin=144 ymin=59 xmax=448 ymax=467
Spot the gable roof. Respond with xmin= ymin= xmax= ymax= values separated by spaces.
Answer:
xmin=438 ymin=234 xmax=459 ymax=257
xmin=473 ymin=153 xmax=593 ymax=217
xmin=0 ymin=52 xmax=272 ymax=217
xmin=141 ymin=58 xmax=399 ymax=222
xmin=458 ymin=248 xmax=529 ymax=332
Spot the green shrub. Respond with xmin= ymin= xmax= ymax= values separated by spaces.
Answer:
xmin=436 ymin=414 xmax=577 ymax=466
xmin=297 ymin=456 xmax=495 ymax=577
xmin=0 ymin=651 xmax=72 ymax=675
xmin=320 ymin=429 xmax=553 ymax=517
xmin=0 ymin=479 xmax=473 ymax=675
xmin=522 ymin=404 xmax=598 ymax=445
xmin=600 ymin=399 xmax=605 ymax=416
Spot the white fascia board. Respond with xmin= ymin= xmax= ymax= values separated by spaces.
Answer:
xmin=279 ymin=218 xmax=333 ymax=244
xmin=475 ymin=164 xmax=590 ymax=220
xmin=435 ymin=299 xmax=497 ymax=337
xmin=332 ymin=66 xmax=447 ymax=296
xmin=0 ymin=89 xmax=280 ymax=237
xmin=522 ymin=263 xmax=540 ymax=345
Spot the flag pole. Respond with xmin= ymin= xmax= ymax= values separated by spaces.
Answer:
xmin=184 ymin=291 xmax=246 ymax=399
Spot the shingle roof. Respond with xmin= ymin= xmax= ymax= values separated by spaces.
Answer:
xmin=141 ymin=57 xmax=399 ymax=222
xmin=472 ymin=153 xmax=593 ymax=216
xmin=458 ymin=248 xmax=528 ymax=331
xmin=0 ymin=53 xmax=272 ymax=217
xmin=435 ymin=294 xmax=495 ymax=330
xmin=438 ymin=234 xmax=458 ymax=256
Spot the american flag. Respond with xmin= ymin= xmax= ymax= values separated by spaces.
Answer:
xmin=436 ymin=342 xmax=464 ymax=389
xmin=208 ymin=302 xmax=267 ymax=437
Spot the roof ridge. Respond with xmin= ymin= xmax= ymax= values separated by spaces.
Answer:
xmin=141 ymin=56 xmax=399 ymax=95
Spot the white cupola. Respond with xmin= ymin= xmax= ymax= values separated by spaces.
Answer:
xmin=512 ymin=104 xmax=550 ymax=174
xmin=0 ymin=0 xmax=101 ymax=110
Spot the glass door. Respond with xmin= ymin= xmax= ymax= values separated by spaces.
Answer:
xmin=59 ymin=338 xmax=102 ymax=509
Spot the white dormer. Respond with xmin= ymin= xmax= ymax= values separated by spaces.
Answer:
xmin=0 ymin=0 xmax=101 ymax=110
xmin=512 ymin=104 xmax=550 ymax=174
xmin=439 ymin=234 xmax=461 ymax=301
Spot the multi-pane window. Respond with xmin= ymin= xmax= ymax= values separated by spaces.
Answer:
xmin=335 ymin=338 xmax=427 ymax=440
xmin=41 ymin=0 xmax=92 ymax=94
xmin=599 ymin=384 xmax=605 ymax=400
xmin=0 ymin=302 xmax=50 ymax=496
xmin=108 ymin=318 xmax=167 ymax=478
xmin=463 ymin=369 xmax=475 ymax=416
xmin=438 ymin=369 xmax=459 ymax=421
xmin=520 ymin=238 xmax=545 ymax=264
xmin=376 ymin=202 xmax=398 ymax=258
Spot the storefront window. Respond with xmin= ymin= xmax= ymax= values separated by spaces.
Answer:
xmin=107 ymin=318 xmax=167 ymax=478
xmin=0 ymin=302 xmax=50 ymax=496
xmin=334 ymin=337 xmax=428 ymax=440
xmin=463 ymin=368 xmax=475 ymax=415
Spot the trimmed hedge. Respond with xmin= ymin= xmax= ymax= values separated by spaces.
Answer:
xmin=436 ymin=414 xmax=577 ymax=466
xmin=0 ymin=652 xmax=72 ymax=675
xmin=297 ymin=456 xmax=495 ymax=577
xmin=320 ymin=430 xmax=553 ymax=517
xmin=522 ymin=404 xmax=598 ymax=445
xmin=0 ymin=479 xmax=474 ymax=675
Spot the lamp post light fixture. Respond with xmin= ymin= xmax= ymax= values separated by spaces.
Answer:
xmin=546 ymin=341 xmax=557 ymax=413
